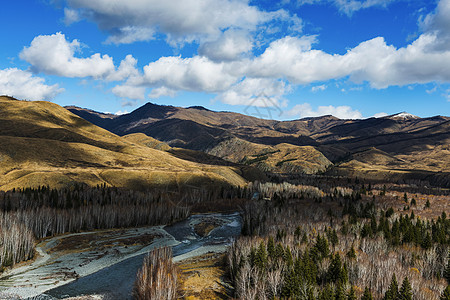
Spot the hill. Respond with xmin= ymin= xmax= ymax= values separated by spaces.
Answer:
xmin=67 ymin=103 xmax=450 ymax=186
xmin=0 ymin=96 xmax=264 ymax=191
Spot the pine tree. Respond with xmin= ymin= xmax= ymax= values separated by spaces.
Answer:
xmin=421 ymin=232 xmax=433 ymax=249
xmin=319 ymin=284 xmax=335 ymax=300
xmin=347 ymin=245 xmax=357 ymax=259
xmin=347 ymin=286 xmax=357 ymax=300
xmin=399 ymin=277 xmax=412 ymax=300
xmin=335 ymin=282 xmax=346 ymax=300
xmin=441 ymin=285 xmax=450 ymax=300
xmin=361 ymin=287 xmax=373 ymax=300
xmin=383 ymin=274 xmax=399 ymax=300
xmin=255 ymin=241 xmax=268 ymax=270
xmin=327 ymin=253 xmax=343 ymax=283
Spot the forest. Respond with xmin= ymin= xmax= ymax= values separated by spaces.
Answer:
xmin=1 ymin=178 xmax=449 ymax=300
xmin=227 ymin=180 xmax=450 ymax=299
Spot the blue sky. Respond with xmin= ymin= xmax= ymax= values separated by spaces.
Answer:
xmin=1 ymin=0 xmax=449 ymax=119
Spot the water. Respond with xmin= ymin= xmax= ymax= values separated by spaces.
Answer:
xmin=39 ymin=212 xmax=241 ymax=299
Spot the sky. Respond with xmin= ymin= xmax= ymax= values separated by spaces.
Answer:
xmin=1 ymin=0 xmax=450 ymax=120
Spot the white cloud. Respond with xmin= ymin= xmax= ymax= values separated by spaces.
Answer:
xmin=286 ymin=103 xmax=363 ymax=119
xmin=297 ymin=0 xmax=395 ymax=15
xmin=105 ymin=54 xmax=139 ymax=81
xmin=63 ymin=8 xmax=80 ymax=25
xmin=248 ymin=36 xmax=353 ymax=84
xmin=0 ymin=68 xmax=63 ymax=100
xmin=421 ymin=0 xmax=450 ymax=50
xmin=311 ymin=84 xmax=327 ymax=92
xmin=114 ymin=110 xmax=129 ymax=115
xmin=105 ymin=27 xmax=155 ymax=45
xmin=20 ymin=32 xmax=139 ymax=81
xmin=426 ymin=86 xmax=437 ymax=94
xmin=112 ymin=84 xmax=146 ymax=100
xmin=64 ymin=0 xmax=280 ymax=45
xmin=142 ymin=55 xmax=237 ymax=93
xmin=18 ymin=0 xmax=450 ymax=108
xmin=217 ymin=78 xmax=290 ymax=107
xmin=372 ymin=112 xmax=388 ymax=118
xmin=198 ymin=30 xmax=253 ymax=62
xmin=20 ymin=32 xmax=116 ymax=79
xmin=148 ymin=87 xmax=177 ymax=99
xmin=247 ymin=32 xmax=450 ymax=89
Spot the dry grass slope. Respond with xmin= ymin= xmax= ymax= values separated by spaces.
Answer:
xmin=0 ymin=97 xmax=254 ymax=190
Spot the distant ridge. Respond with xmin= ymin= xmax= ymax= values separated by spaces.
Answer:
xmin=68 ymin=101 xmax=450 ymax=186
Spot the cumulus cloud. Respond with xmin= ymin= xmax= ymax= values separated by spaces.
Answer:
xmin=18 ymin=0 xmax=450 ymax=108
xmin=20 ymin=32 xmax=116 ymax=78
xmin=63 ymin=0 xmax=279 ymax=45
xmin=198 ymin=30 xmax=253 ymax=62
xmin=105 ymin=27 xmax=155 ymax=45
xmin=0 ymin=68 xmax=63 ymax=100
xmin=247 ymin=35 xmax=353 ymax=84
xmin=20 ymin=32 xmax=139 ymax=81
xmin=142 ymin=56 xmax=237 ymax=93
xmin=246 ymin=31 xmax=450 ymax=89
xmin=105 ymin=54 xmax=139 ymax=81
xmin=286 ymin=103 xmax=363 ymax=119
xmin=421 ymin=0 xmax=450 ymax=50
xmin=148 ymin=87 xmax=176 ymax=99
xmin=111 ymin=84 xmax=146 ymax=100
xmin=217 ymin=78 xmax=290 ymax=107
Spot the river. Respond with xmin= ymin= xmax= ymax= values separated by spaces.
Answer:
xmin=0 ymin=212 xmax=241 ymax=300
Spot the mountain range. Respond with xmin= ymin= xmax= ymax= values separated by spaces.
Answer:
xmin=67 ymin=102 xmax=450 ymax=187
xmin=0 ymin=96 xmax=263 ymax=191
xmin=1 ymin=95 xmax=448 ymax=191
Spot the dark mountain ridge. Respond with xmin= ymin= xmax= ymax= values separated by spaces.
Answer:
xmin=67 ymin=102 xmax=450 ymax=186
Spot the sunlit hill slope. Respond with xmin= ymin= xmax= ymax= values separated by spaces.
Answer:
xmin=0 ymin=96 xmax=263 ymax=191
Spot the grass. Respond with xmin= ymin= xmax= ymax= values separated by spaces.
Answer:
xmin=0 ymin=97 xmax=254 ymax=190
xmin=178 ymin=253 xmax=230 ymax=300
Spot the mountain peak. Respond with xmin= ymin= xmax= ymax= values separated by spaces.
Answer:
xmin=386 ymin=112 xmax=420 ymax=120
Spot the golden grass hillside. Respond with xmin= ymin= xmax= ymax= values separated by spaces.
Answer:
xmin=207 ymin=137 xmax=332 ymax=174
xmin=0 ymin=96 xmax=257 ymax=190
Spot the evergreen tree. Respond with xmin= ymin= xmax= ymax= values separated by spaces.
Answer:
xmin=335 ymin=282 xmax=346 ymax=300
xmin=327 ymin=253 xmax=343 ymax=283
xmin=361 ymin=287 xmax=373 ymax=300
xmin=347 ymin=286 xmax=357 ymax=300
xmin=347 ymin=246 xmax=357 ymax=259
xmin=319 ymin=284 xmax=335 ymax=300
xmin=422 ymin=232 xmax=433 ymax=249
xmin=399 ymin=277 xmax=412 ymax=300
xmin=255 ymin=241 xmax=268 ymax=270
xmin=314 ymin=234 xmax=330 ymax=260
xmin=383 ymin=274 xmax=399 ymax=300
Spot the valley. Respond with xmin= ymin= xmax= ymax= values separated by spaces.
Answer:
xmin=0 ymin=97 xmax=449 ymax=300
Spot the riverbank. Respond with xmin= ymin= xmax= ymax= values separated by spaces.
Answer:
xmin=0 ymin=226 xmax=179 ymax=299
xmin=0 ymin=212 xmax=241 ymax=299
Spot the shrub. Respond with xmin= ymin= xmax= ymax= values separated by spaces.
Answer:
xmin=133 ymin=247 xmax=179 ymax=300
